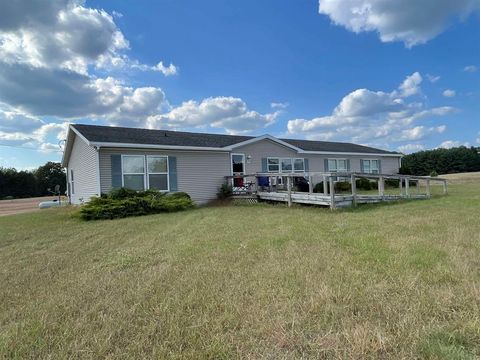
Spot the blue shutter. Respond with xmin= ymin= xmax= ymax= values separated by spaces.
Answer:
xmin=324 ymin=159 xmax=329 ymax=171
xmin=168 ymin=156 xmax=178 ymax=191
xmin=304 ymin=158 xmax=309 ymax=172
xmin=378 ymin=159 xmax=382 ymax=174
xmin=111 ymin=154 xmax=122 ymax=189
xmin=360 ymin=159 xmax=364 ymax=173
xmin=261 ymin=158 xmax=267 ymax=172
xmin=346 ymin=159 xmax=351 ymax=172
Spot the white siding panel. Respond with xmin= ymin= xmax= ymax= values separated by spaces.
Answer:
xmin=67 ymin=135 xmax=99 ymax=204
xmin=99 ymin=149 xmax=230 ymax=204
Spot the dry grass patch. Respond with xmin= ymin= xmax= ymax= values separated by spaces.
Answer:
xmin=1 ymin=177 xmax=480 ymax=358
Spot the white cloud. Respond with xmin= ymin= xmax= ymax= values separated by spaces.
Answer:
xmin=439 ymin=140 xmax=470 ymax=149
xmin=112 ymin=11 xmax=123 ymax=19
xmin=146 ymin=97 xmax=278 ymax=135
xmin=397 ymin=72 xmax=422 ymax=97
xmin=0 ymin=106 xmax=68 ymax=151
xmin=400 ymin=125 xmax=445 ymax=141
xmin=464 ymin=65 xmax=478 ymax=73
xmin=271 ymin=102 xmax=289 ymax=109
xmin=426 ymin=74 xmax=441 ymax=83
xmin=398 ymin=143 xmax=425 ymax=154
xmin=318 ymin=0 xmax=480 ymax=47
xmin=442 ymin=89 xmax=456 ymax=98
xmin=287 ymin=72 xmax=454 ymax=147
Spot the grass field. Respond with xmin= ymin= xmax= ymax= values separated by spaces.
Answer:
xmin=1 ymin=174 xmax=479 ymax=359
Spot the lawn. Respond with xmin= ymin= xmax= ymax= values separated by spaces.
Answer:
xmin=1 ymin=175 xmax=479 ymax=359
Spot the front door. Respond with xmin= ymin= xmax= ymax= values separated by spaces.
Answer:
xmin=231 ymin=153 xmax=245 ymax=188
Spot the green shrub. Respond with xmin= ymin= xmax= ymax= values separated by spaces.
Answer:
xmin=385 ymin=179 xmax=400 ymax=188
xmin=356 ymin=178 xmax=376 ymax=190
xmin=430 ymin=170 xmax=438 ymax=177
xmin=107 ymin=187 xmax=139 ymax=200
xmin=217 ymin=182 xmax=233 ymax=199
xmin=80 ymin=189 xmax=194 ymax=220
xmin=334 ymin=181 xmax=351 ymax=192
xmin=313 ymin=182 xmax=326 ymax=193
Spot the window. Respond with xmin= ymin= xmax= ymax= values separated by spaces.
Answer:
xmin=267 ymin=158 xmax=279 ymax=172
xmin=293 ymin=158 xmax=305 ymax=172
xmin=362 ymin=159 xmax=379 ymax=174
xmin=122 ymin=155 xmax=145 ymax=191
xmin=267 ymin=158 xmax=305 ymax=173
xmin=147 ymin=156 xmax=169 ymax=191
xmin=70 ymin=169 xmax=75 ymax=195
xmin=328 ymin=159 xmax=347 ymax=172
xmin=281 ymin=158 xmax=292 ymax=172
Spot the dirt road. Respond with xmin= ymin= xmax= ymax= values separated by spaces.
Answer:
xmin=0 ymin=197 xmax=67 ymax=217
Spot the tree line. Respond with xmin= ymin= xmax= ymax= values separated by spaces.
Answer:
xmin=0 ymin=162 xmax=66 ymax=199
xmin=400 ymin=146 xmax=480 ymax=176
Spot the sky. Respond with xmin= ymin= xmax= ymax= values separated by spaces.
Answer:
xmin=0 ymin=0 xmax=479 ymax=169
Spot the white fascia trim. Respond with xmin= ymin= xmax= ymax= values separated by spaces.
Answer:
xmin=226 ymin=134 xmax=304 ymax=152
xmin=91 ymin=141 xmax=230 ymax=152
xmin=301 ymin=151 xmax=403 ymax=157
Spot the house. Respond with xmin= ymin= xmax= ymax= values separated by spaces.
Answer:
xmin=61 ymin=124 xmax=402 ymax=204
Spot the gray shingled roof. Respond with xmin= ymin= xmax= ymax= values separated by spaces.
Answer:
xmin=72 ymin=124 xmax=398 ymax=155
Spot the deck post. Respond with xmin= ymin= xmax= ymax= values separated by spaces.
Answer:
xmin=351 ymin=174 xmax=357 ymax=206
xmin=308 ymin=175 xmax=313 ymax=194
xmin=323 ymin=175 xmax=328 ymax=196
xmin=329 ymin=176 xmax=335 ymax=210
xmin=405 ymin=178 xmax=410 ymax=197
xmin=399 ymin=177 xmax=403 ymax=197
xmin=426 ymin=179 xmax=431 ymax=198
xmin=416 ymin=180 xmax=420 ymax=194
xmin=287 ymin=176 xmax=292 ymax=207
xmin=269 ymin=176 xmax=273 ymax=192
xmin=378 ymin=176 xmax=384 ymax=199
xmin=443 ymin=180 xmax=448 ymax=195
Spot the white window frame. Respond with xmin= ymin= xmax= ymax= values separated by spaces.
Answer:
xmin=267 ymin=157 xmax=280 ymax=172
xmin=328 ymin=158 xmax=347 ymax=172
xmin=121 ymin=155 xmax=146 ymax=190
xmin=280 ymin=158 xmax=293 ymax=173
xmin=267 ymin=157 xmax=304 ymax=173
xmin=362 ymin=159 xmax=380 ymax=174
xmin=293 ymin=158 xmax=305 ymax=172
xmin=146 ymin=155 xmax=170 ymax=192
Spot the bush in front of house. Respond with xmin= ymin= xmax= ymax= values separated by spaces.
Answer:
xmin=217 ymin=182 xmax=233 ymax=199
xmin=334 ymin=181 xmax=351 ymax=192
xmin=80 ymin=189 xmax=194 ymax=220
xmin=385 ymin=179 xmax=400 ymax=188
xmin=313 ymin=181 xmax=326 ymax=193
xmin=355 ymin=178 xmax=377 ymax=190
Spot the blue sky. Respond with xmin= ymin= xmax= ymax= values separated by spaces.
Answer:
xmin=0 ymin=0 xmax=479 ymax=169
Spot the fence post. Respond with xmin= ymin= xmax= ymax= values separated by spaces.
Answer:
xmin=399 ymin=177 xmax=403 ymax=197
xmin=405 ymin=178 xmax=410 ymax=197
xmin=426 ymin=179 xmax=431 ymax=197
xmin=329 ymin=176 xmax=335 ymax=210
xmin=443 ymin=180 xmax=448 ymax=195
xmin=416 ymin=180 xmax=420 ymax=194
xmin=287 ymin=176 xmax=292 ymax=207
xmin=308 ymin=175 xmax=313 ymax=194
xmin=378 ymin=176 xmax=384 ymax=198
xmin=351 ymin=174 xmax=357 ymax=206
xmin=323 ymin=175 xmax=328 ymax=196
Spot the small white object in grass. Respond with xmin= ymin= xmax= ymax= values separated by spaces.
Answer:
xmin=39 ymin=200 xmax=66 ymax=209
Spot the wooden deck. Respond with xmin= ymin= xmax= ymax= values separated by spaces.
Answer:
xmin=227 ymin=171 xmax=447 ymax=209
xmin=257 ymin=191 xmax=429 ymax=208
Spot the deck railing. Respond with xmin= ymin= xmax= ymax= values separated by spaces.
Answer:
xmin=225 ymin=172 xmax=448 ymax=209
